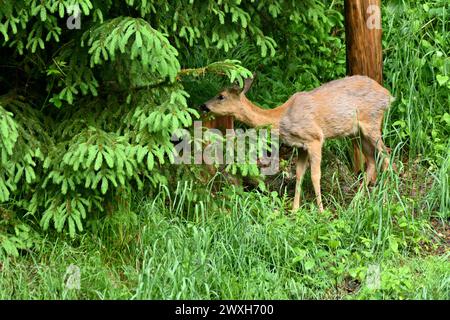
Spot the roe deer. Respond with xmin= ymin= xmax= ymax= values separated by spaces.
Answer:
xmin=200 ymin=75 xmax=395 ymax=212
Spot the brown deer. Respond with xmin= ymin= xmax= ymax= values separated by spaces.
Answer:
xmin=200 ymin=75 xmax=395 ymax=212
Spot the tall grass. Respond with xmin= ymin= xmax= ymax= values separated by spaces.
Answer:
xmin=382 ymin=1 xmax=449 ymax=215
xmin=0 ymin=185 xmax=448 ymax=299
xmin=0 ymin=0 xmax=448 ymax=300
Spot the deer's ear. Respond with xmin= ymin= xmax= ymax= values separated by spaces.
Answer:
xmin=241 ymin=73 xmax=256 ymax=95
xmin=231 ymin=81 xmax=241 ymax=92
xmin=228 ymin=84 xmax=240 ymax=95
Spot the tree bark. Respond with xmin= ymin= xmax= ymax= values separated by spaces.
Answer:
xmin=345 ymin=0 xmax=383 ymax=83
xmin=344 ymin=0 xmax=383 ymax=172
xmin=203 ymin=116 xmax=234 ymax=132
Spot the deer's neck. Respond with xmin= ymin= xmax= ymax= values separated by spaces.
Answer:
xmin=235 ymin=95 xmax=294 ymax=128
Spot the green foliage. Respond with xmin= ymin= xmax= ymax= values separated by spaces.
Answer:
xmin=383 ymin=0 xmax=449 ymax=167
xmin=1 ymin=0 xmax=324 ymax=240
xmin=0 ymin=0 xmax=447 ymax=301
xmin=0 ymin=104 xmax=18 ymax=202
xmin=0 ymin=98 xmax=47 ymax=204
xmin=0 ymin=0 xmax=447 ymax=263
xmin=0 ymin=206 xmax=40 ymax=258
xmin=82 ymin=17 xmax=180 ymax=80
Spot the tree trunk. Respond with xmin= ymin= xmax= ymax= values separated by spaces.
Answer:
xmin=203 ymin=116 xmax=234 ymax=132
xmin=344 ymin=0 xmax=383 ymax=172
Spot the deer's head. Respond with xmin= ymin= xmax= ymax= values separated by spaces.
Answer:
xmin=199 ymin=76 xmax=254 ymax=116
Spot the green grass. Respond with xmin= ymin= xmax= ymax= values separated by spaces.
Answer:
xmin=0 ymin=182 xmax=448 ymax=300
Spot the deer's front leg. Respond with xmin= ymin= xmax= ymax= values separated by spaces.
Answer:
xmin=292 ymin=149 xmax=309 ymax=211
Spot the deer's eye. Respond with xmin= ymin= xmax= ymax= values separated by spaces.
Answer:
xmin=217 ymin=94 xmax=225 ymax=100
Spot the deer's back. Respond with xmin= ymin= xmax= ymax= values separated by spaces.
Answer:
xmin=280 ymin=75 xmax=393 ymax=144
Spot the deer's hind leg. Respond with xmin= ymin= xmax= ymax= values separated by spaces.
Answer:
xmin=352 ymin=140 xmax=366 ymax=173
xmin=365 ymin=131 xmax=391 ymax=172
xmin=361 ymin=136 xmax=377 ymax=185
xmin=359 ymin=122 xmax=392 ymax=181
